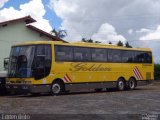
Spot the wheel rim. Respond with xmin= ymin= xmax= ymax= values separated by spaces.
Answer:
xmin=130 ymin=80 xmax=135 ymax=89
xmin=119 ymin=81 xmax=124 ymax=90
xmin=52 ymin=83 xmax=61 ymax=94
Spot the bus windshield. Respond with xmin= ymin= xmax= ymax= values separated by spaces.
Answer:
xmin=8 ymin=46 xmax=35 ymax=78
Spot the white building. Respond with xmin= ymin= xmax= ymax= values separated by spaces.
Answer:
xmin=0 ymin=16 xmax=62 ymax=70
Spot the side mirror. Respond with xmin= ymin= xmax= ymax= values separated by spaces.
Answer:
xmin=4 ymin=58 xmax=9 ymax=70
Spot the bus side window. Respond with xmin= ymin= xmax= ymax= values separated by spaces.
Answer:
xmin=36 ymin=45 xmax=45 ymax=66
xmin=135 ymin=52 xmax=145 ymax=63
xmin=144 ymin=52 xmax=152 ymax=63
xmin=74 ymin=47 xmax=91 ymax=62
xmin=55 ymin=46 xmax=73 ymax=62
xmin=45 ymin=45 xmax=52 ymax=76
xmin=122 ymin=51 xmax=134 ymax=63
xmin=34 ymin=45 xmax=45 ymax=79
xmin=108 ymin=50 xmax=121 ymax=62
xmin=91 ymin=48 xmax=107 ymax=62
xmin=74 ymin=52 xmax=83 ymax=61
xmin=33 ymin=45 xmax=52 ymax=80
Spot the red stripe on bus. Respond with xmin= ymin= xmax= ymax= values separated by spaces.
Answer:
xmin=62 ymin=78 xmax=67 ymax=83
xmin=64 ymin=76 xmax=70 ymax=82
xmin=135 ymin=68 xmax=142 ymax=80
xmin=133 ymin=69 xmax=140 ymax=80
xmin=135 ymin=66 xmax=143 ymax=80
xmin=133 ymin=69 xmax=139 ymax=80
xmin=66 ymin=74 xmax=72 ymax=82
xmin=134 ymin=68 xmax=141 ymax=80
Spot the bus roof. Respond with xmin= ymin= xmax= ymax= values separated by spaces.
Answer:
xmin=12 ymin=41 xmax=151 ymax=52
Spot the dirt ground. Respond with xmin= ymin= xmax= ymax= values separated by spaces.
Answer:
xmin=0 ymin=81 xmax=160 ymax=120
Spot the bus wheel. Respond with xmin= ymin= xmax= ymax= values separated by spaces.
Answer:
xmin=51 ymin=81 xmax=64 ymax=95
xmin=128 ymin=78 xmax=136 ymax=90
xmin=117 ymin=78 xmax=126 ymax=91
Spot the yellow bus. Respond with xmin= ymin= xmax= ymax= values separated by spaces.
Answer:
xmin=6 ymin=41 xmax=154 ymax=95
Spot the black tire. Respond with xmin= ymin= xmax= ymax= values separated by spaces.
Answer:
xmin=128 ymin=78 xmax=136 ymax=90
xmin=117 ymin=78 xmax=126 ymax=91
xmin=51 ymin=81 xmax=64 ymax=95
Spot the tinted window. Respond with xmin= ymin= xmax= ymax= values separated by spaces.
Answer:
xmin=122 ymin=51 xmax=135 ymax=63
xmin=144 ymin=52 xmax=152 ymax=63
xmin=45 ymin=45 xmax=52 ymax=75
xmin=9 ymin=46 xmax=35 ymax=78
xmin=91 ymin=48 xmax=107 ymax=62
xmin=37 ymin=45 xmax=45 ymax=56
xmin=54 ymin=45 xmax=152 ymax=63
xmin=134 ymin=51 xmax=152 ymax=63
xmin=32 ymin=45 xmax=52 ymax=80
xmin=108 ymin=50 xmax=121 ymax=62
xmin=135 ymin=52 xmax=145 ymax=63
xmin=74 ymin=47 xmax=91 ymax=61
xmin=55 ymin=45 xmax=73 ymax=61
xmin=35 ymin=45 xmax=46 ymax=70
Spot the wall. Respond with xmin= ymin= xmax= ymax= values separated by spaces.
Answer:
xmin=0 ymin=22 xmax=52 ymax=70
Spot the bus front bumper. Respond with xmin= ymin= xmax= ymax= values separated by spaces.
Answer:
xmin=6 ymin=84 xmax=51 ymax=93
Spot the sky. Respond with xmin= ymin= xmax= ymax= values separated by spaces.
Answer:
xmin=0 ymin=0 xmax=160 ymax=63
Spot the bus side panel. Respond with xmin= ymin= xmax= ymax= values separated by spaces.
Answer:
xmin=49 ymin=62 xmax=154 ymax=84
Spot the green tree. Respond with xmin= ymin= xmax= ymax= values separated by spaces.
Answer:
xmin=95 ymin=41 xmax=101 ymax=43
xmin=154 ymin=64 xmax=160 ymax=80
xmin=51 ymin=29 xmax=67 ymax=39
xmin=81 ymin=38 xmax=101 ymax=43
xmin=117 ymin=41 xmax=124 ymax=46
xmin=88 ymin=39 xmax=93 ymax=43
xmin=109 ymin=41 xmax=112 ymax=44
xmin=82 ymin=38 xmax=87 ymax=42
xmin=125 ymin=41 xmax=132 ymax=48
